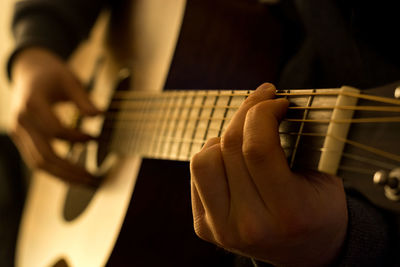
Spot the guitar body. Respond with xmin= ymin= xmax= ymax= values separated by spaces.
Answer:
xmin=17 ymin=1 xmax=188 ymax=266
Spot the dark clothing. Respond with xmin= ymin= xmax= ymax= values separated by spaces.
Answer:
xmin=0 ymin=135 xmax=26 ymax=267
xmin=8 ymin=0 xmax=400 ymax=266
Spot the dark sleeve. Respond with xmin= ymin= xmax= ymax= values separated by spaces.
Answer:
xmin=336 ymin=191 xmax=397 ymax=267
xmin=7 ymin=0 xmax=109 ymax=79
xmin=252 ymin=191 xmax=398 ymax=267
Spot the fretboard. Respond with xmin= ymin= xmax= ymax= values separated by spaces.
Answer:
xmin=101 ymin=88 xmax=352 ymax=173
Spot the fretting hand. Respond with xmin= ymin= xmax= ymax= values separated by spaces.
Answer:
xmin=190 ymin=83 xmax=348 ymax=266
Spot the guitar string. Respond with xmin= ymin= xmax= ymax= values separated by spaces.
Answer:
xmin=92 ymin=90 xmax=400 ymax=179
xmin=112 ymin=90 xmax=340 ymax=98
xmin=103 ymin=92 xmax=400 ymax=171
xmin=102 ymin=112 xmax=400 ymax=124
xmin=99 ymin=132 xmax=397 ymax=172
xmin=99 ymin=115 xmax=400 ymax=162
xmin=108 ymin=103 xmax=400 ymax=113
xmin=337 ymin=166 xmax=378 ymax=175
xmin=101 ymin=90 xmax=400 ymax=168
xmin=103 ymin=90 xmax=400 ymax=126
xmin=102 ymin=100 xmax=400 ymax=163
xmin=102 ymin=122 xmax=324 ymax=136
xmin=99 ymin=119 xmax=400 ymax=165
xmin=111 ymin=90 xmax=400 ymax=106
xmin=340 ymin=152 xmax=398 ymax=170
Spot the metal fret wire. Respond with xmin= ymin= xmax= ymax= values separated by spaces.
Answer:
xmin=290 ymin=90 xmax=314 ymax=168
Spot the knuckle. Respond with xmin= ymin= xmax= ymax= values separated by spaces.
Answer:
xmin=242 ymin=139 xmax=268 ymax=164
xmin=221 ymin=129 xmax=242 ymax=152
xmin=241 ymin=95 xmax=256 ymax=107
xmin=235 ymin=213 xmax=268 ymax=248
xmin=193 ymin=215 xmax=212 ymax=243
xmin=190 ymin=152 xmax=210 ymax=176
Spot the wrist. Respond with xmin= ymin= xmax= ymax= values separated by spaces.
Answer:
xmin=10 ymin=47 xmax=61 ymax=82
xmin=11 ymin=47 xmax=65 ymax=83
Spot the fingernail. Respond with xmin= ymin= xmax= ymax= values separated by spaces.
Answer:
xmin=259 ymin=83 xmax=274 ymax=90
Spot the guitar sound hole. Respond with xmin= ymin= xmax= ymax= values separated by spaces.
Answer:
xmin=52 ymin=258 xmax=70 ymax=267
xmin=63 ymin=147 xmax=97 ymax=222
xmin=97 ymin=113 xmax=113 ymax=167
xmin=63 ymin=184 xmax=97 ymax=221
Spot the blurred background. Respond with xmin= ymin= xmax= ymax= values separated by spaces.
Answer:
xmin=0 ymin=0 xmax=14 ymax=131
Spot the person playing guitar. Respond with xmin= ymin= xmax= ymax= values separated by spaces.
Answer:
xmin=7 ymin=0 xmax=400 ymax=266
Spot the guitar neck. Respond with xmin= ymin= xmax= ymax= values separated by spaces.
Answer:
xmin=103 ymin=88 xmax=353 ymax=172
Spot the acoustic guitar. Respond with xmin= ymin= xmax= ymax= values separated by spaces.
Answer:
xmin=15 ymin=0 xmax=400 ymax=266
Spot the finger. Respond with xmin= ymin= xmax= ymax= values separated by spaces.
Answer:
xmin=191 ymin=180 xmax=209 ymax=239
xmin=191 ymin=137 xmax=230 ymax=226
xmin=24 ymin=98 xmax=95 ymax=142
xmin=191 ymin=181 xmax=221 ymax=245
xmin=47 ymin=153 xmax=100 ymax=187
xmin=10 ymin=126 xmax=38 ymax=169
xmin=64 ymin=74 xmax=101 ymax=116
xmin=38 ymin=101 xmax=95 ymax=142
xmin=17 ymin=120 xmax=99 ymax=187
xmin=191 ymin=178 xmax=205 ymax=223
xmin=242 ymin=98 xmax=292 ymax=205
xmin=220 ymin=84 xmax=276 ymax=207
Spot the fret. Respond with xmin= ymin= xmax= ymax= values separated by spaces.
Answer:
xmin=201 ymin=91 xmax=222 ymax=142
xmin=161 ymin=92 xmax=186 ymax=159
xmin=184 ymin=91 xmax=207 ymax=160
xmin=147 ymin=94 xmax=167 ymax=157
xmin=140 ymin=98 xmax=168 ymax=158
xmin=279 ymin=89 xmax=313 ymax=160
xmin=189 ymin=91 xmax=217 ymax=158
xmin=125 ymin=98 xmax=137 ymax=155
xmin=176 ymin=91 xmax=197 ymax=160
xmin=153 ymin=92 xmax=176 ymax=158
xmin=201 ymin=92 xmax=219 ymax=145
xmin=125 ymin=98 xmax=141 ymax=154
xmin=289 ymin=90 xmax=315 ymax=168
xmin=134 ymin=97 xmax=152 ymax=156
xmin=217 ymin=90 xmax=234 ymax=138
xmin=223 ymin=90 xmax=248 ymax=133
xmin=165 ymin=92 xmax=188 ymax=160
